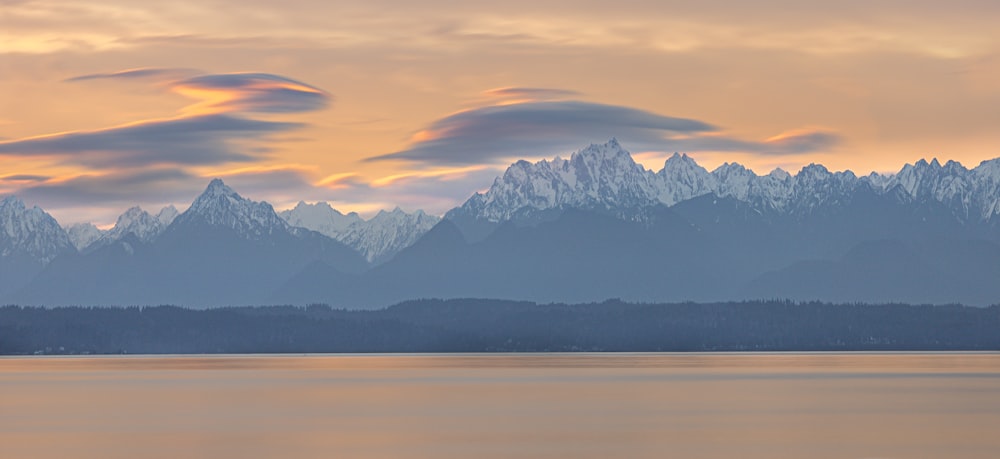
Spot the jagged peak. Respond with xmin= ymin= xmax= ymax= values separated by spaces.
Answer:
xmin=1 ymin=195 xmax=26 ymax=210
xmin=451 ymin=140 xmax=1000 ymax=224
xmin=372 ymin=206 xmax=429 ymax=221
xmin=974 ymin=157 xmax=1000 ymax=178
xmin=98 ymin=205 xmax=166 ymax=244
xmin=156 ymin=205 xmax=179 ymax=225
xmin=201 ymin=178 xmax=239 ymax=198
xmin=286 ymin=200 xmax=350 ymax=218
xmin=175 ymin=179 xmax=290 ymax=239
xmin=64 ymin=222 xmax=104 ymax=251
xmin=188 ymin=178 xmax=247 ymax=213
xmin=662 ymin=152 xmax=704 ymax=172
xmin=712 ymin=162 xmax=753 ymax=175
xmin=119 ymin=206 xmax=149 ymax=219
xmin=571 ymin=138 xmax=633 ymax=162
xmin=0 ymin=196 xmax=73 ymax=261
xmin=295 ymin=200 xmax=330 ymax=211
xmin=798 ymin=163 xmax=831 ymax=177
xmin=768 ymin=168 xmax=791 ymax=180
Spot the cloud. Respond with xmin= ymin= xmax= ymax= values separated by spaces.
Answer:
xmin=367 ymin=99 xmax=839 ymax=165
xmin=657 ymin=129 xmax=842 ymax=156
xmin=14 ymin=166 xmax=332 ymax=224
xmin=0 ymin=174 xmax=50 ymax=182
xmin=213 ymin=166 xmax=320 ymax=200
xmin=367 ymin=100 xmax=718 ymax=165
xmin=0 ymin=71 xmax=330 ymax=169
xmin=65 ymin=67 xmax=201 ymax=82
xmin=66 ymin=69 xmax=332 ymax=115
xmin=762 ymin=129 xmax=841 ymax=155
xmin=0 ymin=114 xmax=299 ymax=168
xmin=483 ymin=87 xmax=581 ymax=100
xmin=171 ymin=73 xmax=330 ymax=114
xmin=314 ymin=167 xmax=504 ymax=215
xmin=17 ymin=169 xmax=202 ymax=208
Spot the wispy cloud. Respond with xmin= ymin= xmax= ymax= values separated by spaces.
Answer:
xmin=0 ymin=174 xmax=50 ymax=182
xmin=65 ymin=67 xmax=201 ymax=82
xmin=483 ymin=87 xmax=581 ymax=100
xmin=17 ymin=168 xmax=201 ymax=207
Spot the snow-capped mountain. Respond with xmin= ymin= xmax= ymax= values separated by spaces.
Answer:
xmin=6 ymin=140 xmax=1000 ymax=308
xmin=448 ymin=138 xmax=1000 ymax=224
xmin=338 ymin=208 xmax=440 ymax=263
xmin=67 ymin=205 xmax=180 ymax=251
xmin=65 ymin=222 xmax=105 ymax=251
xmin=100 ymin=207 xmax=167 ymax=245
xmin=1 ymin=196 xmax=77 ymax=296
xmin=881 ymin=157 xmax=1000 ymax=222
xmin=279 ymin=201 xmax=363 ymax=240
xmin=174 ymin=178 xmax=291 ymax=239
xmin=450 ymin=139 xmax=659 ymax=223
xmin=280 ymin=202 xmax=440 ymax=263
xmin=157 ymin=205 xmax=179 ymax=226
xmin=0 ymin=196 xmax=74 ymax=263
xmin=11 ymin=178 xmax=368 ymax=306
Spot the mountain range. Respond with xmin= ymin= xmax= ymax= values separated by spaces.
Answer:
xmin=2 ymin=139 xmax=999 ymax=307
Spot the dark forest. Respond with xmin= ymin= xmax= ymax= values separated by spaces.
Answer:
xmin=2 ymin=299 xmax=998 ymax=355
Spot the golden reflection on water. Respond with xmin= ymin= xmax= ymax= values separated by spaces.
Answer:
xmin=1 ymin=353 xmax=999 ymax=459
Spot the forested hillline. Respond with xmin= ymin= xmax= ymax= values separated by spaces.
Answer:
xmin=2 ymin=299 xmax=999 ymax=355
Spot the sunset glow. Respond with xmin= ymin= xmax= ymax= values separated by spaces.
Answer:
xmin=2 ymin=1 xmax=999 ymax=225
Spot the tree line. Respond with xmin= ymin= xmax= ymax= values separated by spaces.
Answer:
xmin=1 ymin=299 xmax=998 ymax=355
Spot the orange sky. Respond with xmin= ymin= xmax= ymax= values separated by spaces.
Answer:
xmin=2 ymin=0 xmax=1000 ymax=225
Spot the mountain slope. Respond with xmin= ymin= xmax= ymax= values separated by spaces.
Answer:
xmin=0 ymin=196 xmax=76 ymax=296
xmin=281 ymin=202 xmax=440 ymax=263
xmin=12 ymin=180 xmax=367 ymax=306
xmin=5 ymin=140 xmax=1000 ymax=307
xmin=281 ymin=140 xmax=1000 ymax=308
xmin=447 ymin=139 xmax=1000 ymax=235
xmin=65 ymin=222 xmax=104 ymax=251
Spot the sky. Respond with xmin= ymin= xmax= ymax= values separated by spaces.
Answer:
xmin=2 ymin=0 xmax=1000 ymax=226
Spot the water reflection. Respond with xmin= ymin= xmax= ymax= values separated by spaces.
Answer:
xmin=1 ymin=353 xmax=998 ymax=458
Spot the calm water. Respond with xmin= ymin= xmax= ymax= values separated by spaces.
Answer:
xmin=1 ymin=353 xmax=999 ymax=459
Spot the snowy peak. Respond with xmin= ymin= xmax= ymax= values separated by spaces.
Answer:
xmin=157 ymin=205 xmax=179 ymax=226
xmin=176 ymin=179 xmax=289 ymax=238
xmin=456 ymin=139 xmax=659 ymax=222
xmin=65 ymin=205 xmax=178 ymax=251
xmin=569 ymin=138 xmax=638 ymax=172
xmin=65 ymin=223 xmax=105 ymax=251
xmin=188 ymin=178 xmax=241 ymax=212
xmin=883 ymin=158 xmax=980 ymax=218
xmin=343 ymin=206 xmax=441 ymax=263
xmin=279 ymin=201 xmax=362 ymax=239
xmin=655 ymin=153 xmax=715 ymax=205
xmin=0 ymin=195 xmax=74 ymax=262
xmin=280 ymin=201 xmax=440 ymax=263
xmin=661 ymin=152 xmax=703 ymax=176
xmin=102 ymin=206 xmax=165 ymax=244
xmin=451 ymin=139 xmax=1000 ymax=224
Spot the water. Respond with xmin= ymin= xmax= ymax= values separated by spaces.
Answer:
xmin=1 ymin=353 xmax=998 ymax=458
